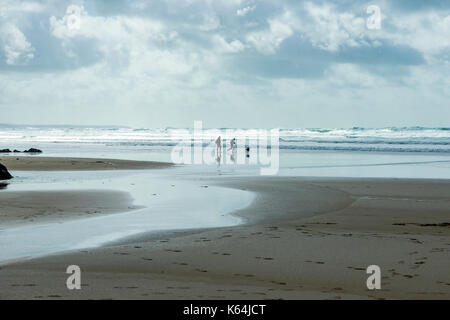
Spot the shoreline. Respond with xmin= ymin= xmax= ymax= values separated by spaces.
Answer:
xmin=0 ymin=169 xmax=448 ymax=299
xmin=0 ymin=156 xmax=173 ymax=171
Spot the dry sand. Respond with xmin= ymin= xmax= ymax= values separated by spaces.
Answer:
xmin=0 ymin=173 xmax=449 ymax=299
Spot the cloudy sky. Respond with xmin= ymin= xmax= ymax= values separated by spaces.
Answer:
xmin=0 ymin=0 xmax=449 ymax=128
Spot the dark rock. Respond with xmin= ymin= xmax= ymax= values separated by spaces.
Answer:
xmin=13 ymin=149 xmax=21 ymax=152
xmin=23 ymin=148 xmax=42 ymax=153
xmin=0 ymin=149 xmax=12 ymax=153
xmin=0 ymin=162 xmax=13 ymax=180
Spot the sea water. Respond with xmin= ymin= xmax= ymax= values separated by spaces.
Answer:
xmin=1 ymin=125 xmax=449 ymax=178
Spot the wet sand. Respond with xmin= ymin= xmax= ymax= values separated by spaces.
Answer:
xmin=0 ymin=156 xmax=172 ymax=171
xmin=1 ymin=175 xmax=449 ymax=299
xmin=0 ymin=156 xmax=170 ymax=228
xmin=0 ymin=190 xmax=138 ymax=228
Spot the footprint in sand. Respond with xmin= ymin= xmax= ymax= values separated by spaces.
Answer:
xmin=270 ymin=281 xmax=287 ymax=285
xmin=347 ymin=266 xmax=365 ymax=271
xmin=113 ymin=252 xmax=130 ymax=255
xmin=255 ymin=256 xmax=274 ymax=260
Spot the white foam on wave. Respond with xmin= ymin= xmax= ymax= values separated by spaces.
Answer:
xmin=0 ymin=126 xmax=449 ymax=153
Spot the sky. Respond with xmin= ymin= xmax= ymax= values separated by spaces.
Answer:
xmin=0 ymin=0 xmax=449 ymax=128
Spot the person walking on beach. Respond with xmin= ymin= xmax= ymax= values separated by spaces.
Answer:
xmin=228 ymin=137 xmax=236 ymax=162
xmin=229 ymin=138 xmax=236 ymax=153
xmin=215 ymin=136 xmax=222 ymax=165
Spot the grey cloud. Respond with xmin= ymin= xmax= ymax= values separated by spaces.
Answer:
xmin=0 ymin=27 xmax=103 ymax=72
xmin=226 ymin=36 xmax=425 ymax=80
xmin=336 ymin=42 xmax=425 ymax=66
xmin=389 ymin=0 xmax=450 ymax=12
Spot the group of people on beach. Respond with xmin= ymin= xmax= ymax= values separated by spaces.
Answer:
xmin=215 ymin=136 xmax=250 ymax=166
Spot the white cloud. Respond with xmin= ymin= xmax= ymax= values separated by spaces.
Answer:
xmin=0 ymin=1 xmax=43 ymax=65
xmin=198 ymin=14 xmax=220 ymax=31
xmin=296 ymin=2 xmax=368 ymax=52
xmin=387 ymin=12 xmax=450 ymax=57
xmin=246 ymin=12 xmax=294 ymax=54
xmin=0 ymin=23 xmax=34 ymax=65
xmin=212 ymin=35 xmax=245 ymax=53
xmin=49 ymin=8 xmax=165 ymax=42
xmin=237 ymin=6 xmax=255 ymax=17
xmin=48 ymin=8 xmax=194 ymax=76
xmin=294 ymin=2 xmax=450 ymax=58
xmin=0 ymin=0 xmax=45 ymax=15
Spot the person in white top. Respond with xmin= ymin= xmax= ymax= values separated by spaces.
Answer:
xmin=215 ymin=136 xmax=222 ymax=165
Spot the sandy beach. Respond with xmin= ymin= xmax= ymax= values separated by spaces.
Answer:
xmin=3 ymin=0 xmax=450 ymax=308
xmin=0 ymin=190 xmax=138 ymax=228
xmin=0 ymin=156 xmax=172 ymax=171
xmin=0 ymin=157 xmax=449 ymax=300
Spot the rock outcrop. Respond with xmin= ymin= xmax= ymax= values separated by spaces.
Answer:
xmin=0 ymin=162 xmax=13 ymax=180
xmin=23 ymin=148 xmax=42 ymax=153
xmin=1 ymin=148 xmax=43 ymax=153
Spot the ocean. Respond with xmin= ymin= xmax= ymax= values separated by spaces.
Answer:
xmin=1 ymin=125 xmax=449 ymax=153
xmin=1 ymin=125 xmax=450 ymax=179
